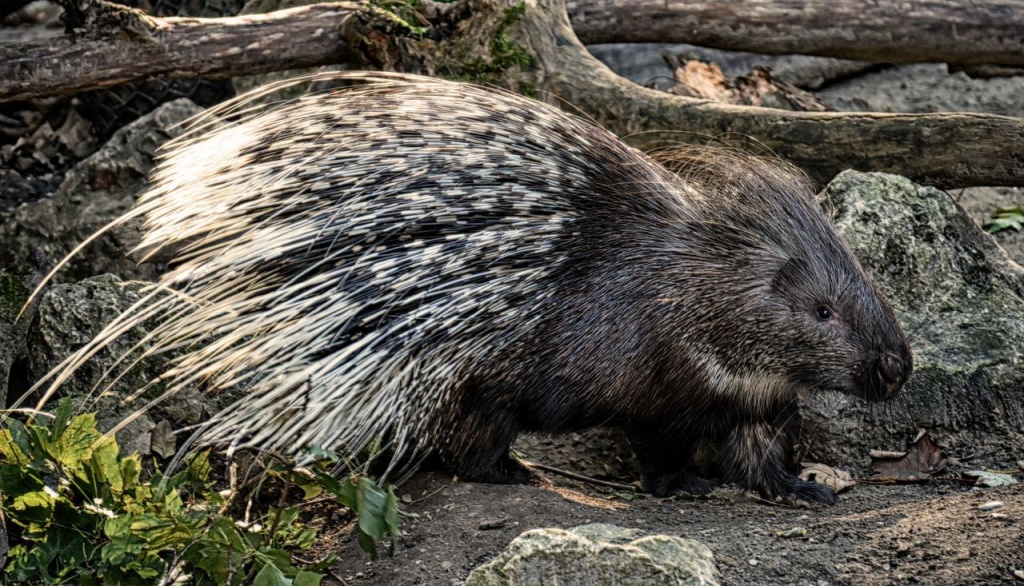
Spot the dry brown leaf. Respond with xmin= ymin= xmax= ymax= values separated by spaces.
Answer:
xmin=870 ymin=429 xmax=948 ymax=482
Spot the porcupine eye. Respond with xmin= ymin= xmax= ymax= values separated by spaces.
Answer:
xmin=815 ymin=305 xmax=834 ymax=321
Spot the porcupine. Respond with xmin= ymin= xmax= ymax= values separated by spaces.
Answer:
xmin=29 ymin=71 xmax=912 ymax=504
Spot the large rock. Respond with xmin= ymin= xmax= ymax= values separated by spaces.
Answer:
xmin=465 ymin=523 xmax=719 ymax=586
xmin=24 ymin=274 xmax=222 ymax=452
xmin=801 ymin=171 xmax=1024 ymax=471
xmin=0 ymin=99 xmax=202 ymax=282
xmin=819 ymin=63 xmax=1024 ymax=117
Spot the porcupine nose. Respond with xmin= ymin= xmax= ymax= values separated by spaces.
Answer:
xmin=878 ymin=352 xmax=909 ymax=398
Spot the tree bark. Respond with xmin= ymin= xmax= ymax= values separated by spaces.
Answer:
xmin=2 ymin=0 xmax=1023 ymax=189
xmin=0 ymin=1 xmax=362 ymax=103
xmin=567 ymin=0 xmax=1024 ymax=66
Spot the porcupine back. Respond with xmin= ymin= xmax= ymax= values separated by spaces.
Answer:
xmin=32 ymin=72 xmax=707 ymax=471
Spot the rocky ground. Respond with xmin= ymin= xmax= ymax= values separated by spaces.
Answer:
xmin=324 ymin=472 xmax=1022 ymax=585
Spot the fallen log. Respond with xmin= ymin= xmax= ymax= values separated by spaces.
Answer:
xmin=566 ymin=0 xmax=1024 ymax=66
xmin=0 ymin=1 xmax=362 ymax=103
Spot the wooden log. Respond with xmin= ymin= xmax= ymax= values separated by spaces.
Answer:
xmin=511 ymin=0 xmax=1024 ymax=188
xmin=566 ymin=0 xmax=1024 ymax=66
xmin=0 ymin=1 xmax=363 ymax=103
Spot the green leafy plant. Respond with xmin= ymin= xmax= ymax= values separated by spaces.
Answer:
xmin=1 ymin=401 xmax=401 ymax=584
xmin=984 ymin=204 xmax=1024 ymax=234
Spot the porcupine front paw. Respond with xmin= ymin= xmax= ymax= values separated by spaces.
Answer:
xmin=745 ymin=469 xmax=839 ymax=506
xmin=723 ymin=420 xmax=839 ymax=506
xmin=458 ymin=453 xmax=534 ymax=485
xmin=753 ymin=472 xmax=838 ymax=506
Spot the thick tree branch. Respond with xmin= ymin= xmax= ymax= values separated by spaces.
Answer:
xmin=567 ymin=0 xmax=1024 ymax=66
xmin=511 ymin=0 xmax=1024 ymax=188
xmin=0 ymin=1 xmax=362 ymax=103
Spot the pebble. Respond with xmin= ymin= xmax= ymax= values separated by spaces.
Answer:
xmin=775 ymin=527 xmax=807 ymax=538
xmin=477 ymin=517 xmax=508 ymax=530
xmin=748 ymin=558 xmax=759 ymax=566
xmin=978 ymin=501 xmax=1004 ymax=511
xmin=1014 ymin=569 xmax=1024 ymax=581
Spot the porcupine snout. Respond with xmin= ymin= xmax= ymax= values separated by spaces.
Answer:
xmin=876 ymin=349 xmax=913 ymax=399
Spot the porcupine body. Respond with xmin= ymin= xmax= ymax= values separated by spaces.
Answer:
xmin=35 ymin=72 xmax=912 ymax=504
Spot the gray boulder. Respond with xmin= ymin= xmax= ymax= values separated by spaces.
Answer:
xmin=465 ymin=523 xmax=719 ymax=586
xmin=0 ymin=257 xmax=45 ymax=407
xmin=802 ymin=171 xmax=1024 ymax=471
xmin=25 ymin=274 xmax=221 ymax=452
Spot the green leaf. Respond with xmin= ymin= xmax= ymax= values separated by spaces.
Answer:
xmin=293 ymin=570 xmax=325 ymax=586
xmin=48 ymin=398 xmax=76 ymax=440
xmin=313 ymin=470 xmax=356 ymax=509
xmin=120 ymin=454 xmax=143 ymax=493
xmin=102 ymin=516 xmax=147 ymax=566
xmin=306 ymin=445 xmax=340 ymax=463
xmin=357 ymin=530 xmax=378 ymax=560
xmin=984 ymin=204 xmax=1024 ymax=234
xmin=12 ymin=488 xmax=56 ymax=512
xmin=92 ymin=434 xmax=123 ymax=492
xmin=253 ymin=562 xmax=292 ymax=586
xmin=48 ymin=413 xmax=103 ymax=480
xmin=356 ymin=477 xmax=390 ymax=541
xmin=1 ymin=418 xmax=31 ymax=462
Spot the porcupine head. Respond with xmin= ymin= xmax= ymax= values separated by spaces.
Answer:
xmin=541 ymin=149 xmax=916 ymax=505
xmin=18 ymin=73 xmax=912 ymax=507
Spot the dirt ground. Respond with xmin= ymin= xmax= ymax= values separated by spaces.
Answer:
xmin=323 ymin=471 xmax=1023 ymax=585
xmin=302 ymin=430 xmax=1024 ymax=586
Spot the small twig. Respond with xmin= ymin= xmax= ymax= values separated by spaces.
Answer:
xmin=854 ymin=476 xmax=976 ymax=485
xmin=399 ymin=483 xmax=449 ymax=505
xmin=265 ymin=473 xmax=293 ymax=541
xmin=300 ymin=495 xmax=341 ymax=509
xmin=327 ymin=568 xmax=350 ymax=585
xmin=523 ymin=461 xmax=638 ymax=492
xmin=957 ymin=450 xmax=996 ymax=462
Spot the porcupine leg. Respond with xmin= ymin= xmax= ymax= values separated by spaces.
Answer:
xmin=627 ymin=427 xmax=715 ymax=497
xmin=434 ymin=381 xmax=533 ymax=485
xmin=720 ymin=419 xmax=837 ymax=505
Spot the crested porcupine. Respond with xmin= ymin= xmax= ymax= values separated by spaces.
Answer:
xmin=28 ymin=71 xmax=912 ymax=504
